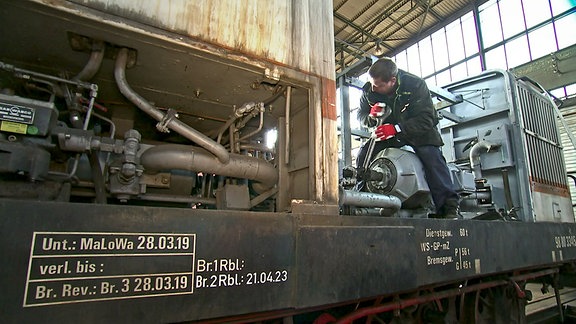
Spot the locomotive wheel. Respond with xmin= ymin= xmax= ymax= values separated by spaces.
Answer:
xmin=460 ymin=286 xmax=526 ymax=324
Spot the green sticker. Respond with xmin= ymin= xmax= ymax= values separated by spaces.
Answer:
xmin=27 ymin=125 xmax=39 ymax=135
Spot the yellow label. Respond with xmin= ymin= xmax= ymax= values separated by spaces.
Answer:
xmin=1 ymin=120 xmax=28 ymax=134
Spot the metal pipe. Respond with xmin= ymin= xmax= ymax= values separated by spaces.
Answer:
xmin=284 ymin=86 xmax=291 ymax=164
xmin=240 ymin=143 xmax=275 ymax=154
xmin=469 ymin=140 xmax=497 ymax=179
xmin=216 ymin=102 xmax=258 ymax=143
xmin=263 ymin=85 xmax=285 ymax=105
xmin=68 ymin=41 xmax=106 ymax=129
xmin=137 ymin=193 xmax=216 ymax=205
xmin=66 ymin=88 xmax=99 ymax=180
xmin=229 ymin=124 xmax=236 ymax=153
xmin=0 ymin=61 xmax=93 ymax=90
xmin=114 ymin=48 xmax=230 ymax=164
xmin=239 ymin=108 xmax=264 ymax=142
xmin=73 ymin=40 xmax=105 ymax=82
xmin=140 ymin=144 xmax=278 ymax=189
xmin=339 ymin=187 xmax=402 ymax=211
xmin=461 ymin=191 xmax=491 ymax=200
xmin=82 ymin=93 xmax=96 ymax=130
xmin=92 ymin=111 xmax=116 ymax=139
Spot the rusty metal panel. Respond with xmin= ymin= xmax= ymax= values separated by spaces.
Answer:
xmin=58 ymin=0 xmax=336 ymax=80
xmin=2 ymin=0 xmax=340 ymax=209
xmin=28 ymin=0 xmax=339 ymax=205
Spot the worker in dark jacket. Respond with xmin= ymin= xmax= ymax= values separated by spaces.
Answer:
xmin=356 ymin=57 xmax=459 ymax=219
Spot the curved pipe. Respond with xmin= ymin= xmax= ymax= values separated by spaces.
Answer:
xmin=339 ymin=187 xmax=402 ymax=211
xmin=263 ymin=85 xmax=285 ymax=105
xmin=239 ymin=108 xmax=264 ymax=142
xmin=215 ymin=102 xmax=258 ymax=143
xmin=73 ymin=40 xmax=105 ymax=81
xmin=114 ymin=48 xmax=230 ymax=164
xmin=140 ymin=144 xmax=278 ymax=189
xmin=469 ymin=140 xmax=497 ymax=179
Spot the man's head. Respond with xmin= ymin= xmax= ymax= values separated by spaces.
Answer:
xmin=368 ymin=57 xmax=398 ymax=95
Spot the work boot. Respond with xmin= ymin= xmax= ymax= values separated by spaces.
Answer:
xmin=439 ymin=198 xmax=461 ymax=219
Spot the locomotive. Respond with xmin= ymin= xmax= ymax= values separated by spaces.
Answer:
xmin=340 ymin=69 xmax=574 ymax=223
xmin=1 ymin=1 xmax=575 ymax=323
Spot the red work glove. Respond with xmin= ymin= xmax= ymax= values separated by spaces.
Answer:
xmin=374 ymin=123 xmax=401 ymax=140
xmin=369 ymin=102 xmax=386 ymax=118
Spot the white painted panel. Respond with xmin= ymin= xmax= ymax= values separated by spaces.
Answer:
xmin=62 ymin=0 xmax=336 ymax=79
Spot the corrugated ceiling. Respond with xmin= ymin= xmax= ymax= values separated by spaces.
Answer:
xmin=334 ymin=0 xmax=483 ymax=75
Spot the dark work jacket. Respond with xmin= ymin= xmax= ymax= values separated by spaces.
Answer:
xmin=357 ymin=70 xmax=443 ymax=147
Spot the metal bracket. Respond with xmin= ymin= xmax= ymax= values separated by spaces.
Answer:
xmin=156 ymin=108 xmax=179 ymax=133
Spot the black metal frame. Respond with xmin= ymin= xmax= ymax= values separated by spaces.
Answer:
xmin=2 ymin=199 xmax=576 ymax=323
